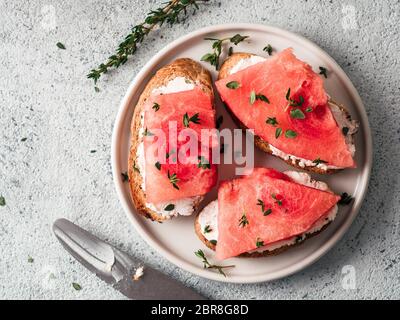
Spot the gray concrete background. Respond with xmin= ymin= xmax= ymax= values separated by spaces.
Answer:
xmin=0 ymin=0 xmax=399 ymax=299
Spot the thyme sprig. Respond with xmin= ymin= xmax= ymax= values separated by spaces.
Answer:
xmin=194 ymin=249 xmax=235 ymax=277
xmin=87 ymin=0 xmax=209 ymax=86
xmin=167 ymin=170 xmax=180 ymax=189
xmin=257 ymin=199 xmax=272 ymax=216
xmin=313 ymin=158 xmax=328 ymax=165
xmin=201 ymin=34 xmax=249 ymax=69
xmin=339 ymin=192 xmax=353 ymax=205
xmin=238 ymin=213 xmax=249 ymax=228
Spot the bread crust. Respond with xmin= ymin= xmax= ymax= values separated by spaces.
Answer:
xmin=128 ymin=58 xmax=214 ymax=222
xmin=218 ymin=53 xmax=357 ymax=174
xmin=194 ymin=207 xmax=331 ymax=258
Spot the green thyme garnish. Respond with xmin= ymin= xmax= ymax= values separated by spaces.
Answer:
xmin=313 ymin=158 xmax=328 ymax=165
xmin=167 ymin=171 xmax=180 ymax=190
xmin=256 ymin=238 xmax=264 ymax=248
xmin=306 ymin=106 xmax=313 ymax=112
xmin=121 ymin=172 xmax=129 ymax=182
xmin=72 ymin=283 xmax=82 ymax=291
xmin=285 ymin=130 xmax=297 ymax=139
xmin=290 ymin=109 xmax=305 ymax=119
xmin=226 ymin=81 xmax=240 ymax=89
xmin=286 ymin=88 xmax=291 ymax=100
xmin=257 ymin=199 xmax=265 ymax=212
xmin=194 ymin=249 xmax=235 ymax=277
xmin=90 ymin=150 xmax=96 ymax=153
xmin=256 ymin=94 xmax=270 ymax=104
xmin=133 ymin=162 xmax=140 ymax=173
xmin=286 ymin=88 xmax=304 ymax=107
xmin=250 ymin=91 xmax=270 ymax=105
xmin=257 ymin=199 xmax=272 ymax=216
xmin=87 ymin=0 xmax=208 ymax=86
xmin=197 ymin=156 xmax=211 ymax=169
xmin=289 ymin=96 xmax=304 ymax=107
xmin=272 ymin=194 xmax=283 ymax=206
xmin=238 ymin=213 xmax=249 ymax=228
xmin=228 ymin=46 xmax=233 ymax=56
xmin=28 ymin=257 xmax=34 ymax=263
xmin=250 ymin=90 xmax=256 ymax=104
xmin=152 ymin=102 xmax=160 ymax=111
xmin=266 ymin=117 xmax=278 ymax=126
xmin=201 ymin=34 xmax=249 ymax=70
xmin=21 ymin=137 xmax=27 ymax=142
xmin=204 ymin=225 xmax=212 ymax=234
xmin=56 ymin=42 xmax=66 ymax=50
xmin=155 ymin=161 xmax=161 ymax=170
xmin=230 ymin=34 xmax=248 ymax=45
xmin=209 ymin=240 xmax=217 ymax=245
xmin=0 ymin=196 xmax=5 ymax=207
xmin=319 ymin=66 xmax=328 ymax=78
xmin=263 ymin=208 xmax=272 ymax=216
xmin=342 ymin=127 xmax=349 ymax=136
xmin=263 ymin=44 xmax=273 ymax=56
xmin=339 ymin=192 xmax=353 ymax=205
xmin=216 ymin=115 xmax=224 ymax=129
xmin=164 ymin=204 xmax=175 ymax=211
xmin=295 ymin=236 xmax=303 ymax=244
xmin=143 ymin=127 xmax=154 ymax=136
xmin=275 ymin=127 xmax=282 ymax=139
xmin=183 ymin=112 xmax=200 ymax=128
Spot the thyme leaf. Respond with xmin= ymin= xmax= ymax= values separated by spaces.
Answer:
xmin=121 ymin=172 xmax=129 ymax=182
xmin=313 ymin=158 xmax=328 ymax=165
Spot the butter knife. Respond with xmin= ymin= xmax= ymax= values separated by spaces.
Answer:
xmin=53 ymin=218 xmax=205 ymax=300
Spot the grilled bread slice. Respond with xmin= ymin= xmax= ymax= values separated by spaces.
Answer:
xmin=128 ymin=58 xmax=214 ymax=222
xmin=218 ymin=52 xmax=358 ymax=174
xmin=194 ymin=171 xmax=338 ymax=257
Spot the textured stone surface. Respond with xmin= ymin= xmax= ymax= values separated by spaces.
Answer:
xmin=0 ymin=0 xmax=399 ymax=300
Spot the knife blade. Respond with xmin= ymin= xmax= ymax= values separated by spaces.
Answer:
xmin=53 ymin=218 xmax=205 ymax=300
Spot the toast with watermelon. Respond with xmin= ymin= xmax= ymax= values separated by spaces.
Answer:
xmin=195 ymin=168 xmax=341 ymax=259
xmin=128 ymin=58 xmax=217 ymax=222
xmin=216 ymin=50 xmax=359 ymax=174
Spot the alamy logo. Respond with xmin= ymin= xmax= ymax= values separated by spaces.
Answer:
xmin=40 ymin=5 xmax=57 ymax=31
xmin=39 ymin=265 xmax=58 ymax=290
xmin=144 ymin=125 xmax=255 ymax=175
xmin=341 ymin=265 xmax=356 ymax=290
xmin=341 ymin=5 xmax=358 ymax=31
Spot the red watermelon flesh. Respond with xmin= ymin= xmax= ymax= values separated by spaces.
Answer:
xmin=216 ymin=168 xmax=340 ymax=260
xmin=215 ymin=49 xmax=355 ymax=168
xmin=144 ymin=87 xmax=218 ymax=204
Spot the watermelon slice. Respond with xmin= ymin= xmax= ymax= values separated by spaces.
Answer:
xmin=215 ymin=49 xmax=355 ymax=168
xmin=216 ymin=168 xmax=340 ymax=260
xmin=143 ymin=87 xmax=217 ymax=204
